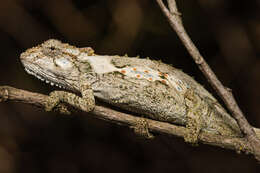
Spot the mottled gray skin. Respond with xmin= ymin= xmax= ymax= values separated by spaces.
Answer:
xmin=20 ymin=39 xmax=242 ymax=143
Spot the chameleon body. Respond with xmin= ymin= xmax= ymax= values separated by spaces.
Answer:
xmin=20 ymin=39 xmax=241 ymax=142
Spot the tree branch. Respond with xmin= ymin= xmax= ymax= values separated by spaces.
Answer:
xmin=2 ymin=85 xmax=260 ymax=156
xmin=156 ymin=0 xmax=260 ymax=161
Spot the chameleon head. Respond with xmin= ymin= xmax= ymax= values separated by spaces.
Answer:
xmin=20 ymin=39 xmax=81 ymax=91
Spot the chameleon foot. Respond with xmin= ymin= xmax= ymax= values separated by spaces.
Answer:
xmin=131 ymin=118 xmax=154 ymax=139
xmin=45 ymin=91 xmax=61 ymax=111
xmin=184 ymin=89 xmax=206 ymax=145
xmin=184 ymin=115 xmax=201 ymax=145
xmin=45 ymin=88 xmax=95 ymax=113
xmin=0 ymin=87 xmax=9 ymax=102
xmin=55 ymin=104 xmax=71 ymax=115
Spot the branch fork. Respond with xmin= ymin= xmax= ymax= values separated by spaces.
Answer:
xmin=156 ymin=0 xmax=260 ymax=161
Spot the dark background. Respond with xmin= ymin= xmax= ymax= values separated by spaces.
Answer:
xmin=0 ymin=0 xmax=260 ymax=172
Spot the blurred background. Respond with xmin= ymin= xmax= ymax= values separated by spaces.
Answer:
xmin=0 ymin=0 xmax=260 ymax=172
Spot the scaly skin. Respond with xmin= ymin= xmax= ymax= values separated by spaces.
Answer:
xmin=20 ymin=39 xmax=242 ymax=143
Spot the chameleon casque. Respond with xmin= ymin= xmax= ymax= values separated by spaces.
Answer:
xmin=20 ymin=39 xmax=241 ymax=143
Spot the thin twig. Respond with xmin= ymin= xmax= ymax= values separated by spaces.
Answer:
xmin=1 ymin=85 xmax=260 ymax=156
xmin=156 ymin=0 xmax=260 ymax=161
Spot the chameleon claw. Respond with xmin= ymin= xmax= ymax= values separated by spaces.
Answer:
xmin=0 ymin=88 xmax=9 ymax=102
xmin=131 ymin=118 xmax=154 ymax=139
xmin=56 ymin=104 xmax=71 ymax=115
xmin=45 ymin=91 xmax=61 ymax=112
xmin=184 ymin=129 xmax=199 ymax=145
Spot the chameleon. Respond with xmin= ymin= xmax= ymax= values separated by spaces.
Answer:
xmin=20 ymin=39 xmax=242 ymax=143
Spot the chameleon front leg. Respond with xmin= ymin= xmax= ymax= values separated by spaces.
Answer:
xmin=184 ymin=89 xmax=206 ymax=144
xmin=131 ymin=118 xmax=154 ymax=139
xmin=45 ymin=83 xmax=95 ymax=113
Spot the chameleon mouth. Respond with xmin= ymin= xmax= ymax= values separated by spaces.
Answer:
xmin=24 ymin=67 xmax=67 ymax=89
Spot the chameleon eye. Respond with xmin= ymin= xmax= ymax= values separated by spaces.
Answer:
xmin=54 ymin=57 xmax=73 ymax=69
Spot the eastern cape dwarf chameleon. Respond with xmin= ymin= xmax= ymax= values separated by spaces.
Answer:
xmin=20 ymin=39 xmax=241 ymax=143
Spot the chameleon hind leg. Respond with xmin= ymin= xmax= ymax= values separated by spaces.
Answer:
xmin=45 ymin=82 xmax=95 ymax=113
xmin=184 ymin=110 xmax=203 ymax=144
xmin=184 ymin=89 xmax=206 ymax=144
